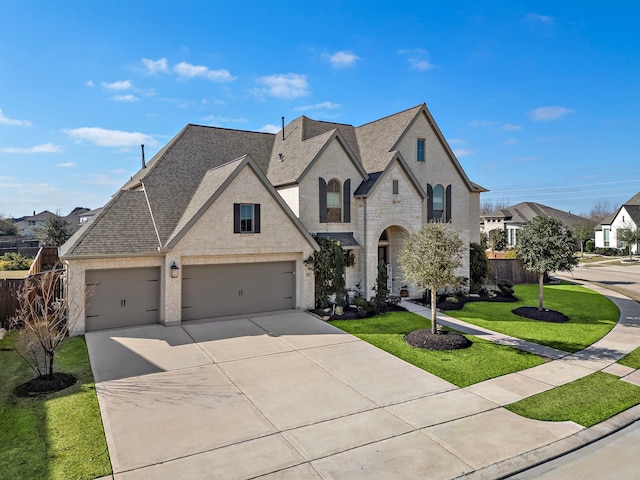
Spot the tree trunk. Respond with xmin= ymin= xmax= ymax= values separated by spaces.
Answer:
xmin=431 ymin=288 xmax=437 ymax=334
xmin=538 ymin=272 xmax=545 ymax=311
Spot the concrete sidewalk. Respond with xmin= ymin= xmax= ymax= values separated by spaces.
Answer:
xmin=89 ymin=281 xmax=640 ymax=480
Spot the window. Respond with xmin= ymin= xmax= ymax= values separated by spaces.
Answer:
xmin=233 ymin=203 xmax=261 ymax=233
xmin=604 ymin=228 xmax=610 ymax=247
xmin=432 ymin=185 xmax=444 ymax=220
xmin=392 ymin=180 xmax=399 ymax=195
xmin=327 ymin=179 xmax=342 ymax=222
xmin=417 ymin=138 xmax=425 ymax=162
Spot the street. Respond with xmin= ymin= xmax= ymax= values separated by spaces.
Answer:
xmin=557 ymin=260 xmax=640 ymax=301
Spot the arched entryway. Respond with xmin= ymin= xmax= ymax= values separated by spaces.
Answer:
xmin=377 ymin=225 xmax=410 ymax=296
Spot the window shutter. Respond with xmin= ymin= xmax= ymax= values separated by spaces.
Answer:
xmin=445 ymin=185 xmax=452 ymax=222
xmin=426 ymin=184 xmax=433 ymax=221
xmin=233 ymin=203 xmax=241 ymax=233
xmin=254 ymin=204 xmax=261 ymax=233
xmin=343 ymin=179 xmax=351 ymax=223
xmin=319 ymin=177 xmax=327 ymax=223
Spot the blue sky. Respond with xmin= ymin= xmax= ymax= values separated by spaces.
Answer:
xmin=1 ymin=1 xmax=638 ymax=218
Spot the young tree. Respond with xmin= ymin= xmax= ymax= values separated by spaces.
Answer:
xmin=616 ymin=222 xmax=640 ymax=260
xmin=399 ymin=223 xmax=464 ymax=334
xmin=11 ymin=270 xmax=77 ymax=378
xmin=572 ymin=222 xmax=595 ymax=257
xmin=306 ymin=237 xmax=354 ymax=308
xmin=516 ymin=216 xmax=578 ymax=311
xmin=375 ymin=260 xmax=389 ymax=308
xmin=36 ymin=211 xmax=72 ymax=246
xmin=489 ymin=229 xmax=507 ymax=251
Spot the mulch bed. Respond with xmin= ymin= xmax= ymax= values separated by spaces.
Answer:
xmin=314 ymin=303 xmax=407 ymax=321
xmin=14 ymin=372 xmax=77 ymax=397
xmin=418 ymin=292 xmax=518 ymax=311
xmin=404 ymin=329 xmax=472 ymax=350
xmin=512 ymin=306 xmax=569 ymax=323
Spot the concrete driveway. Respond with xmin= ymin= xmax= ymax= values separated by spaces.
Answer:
xmin=87 ymin=310 xmax=581 ymax=479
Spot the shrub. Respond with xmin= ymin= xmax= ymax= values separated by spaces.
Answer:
xmin=585 ymin=239 xmax=594 ymax=253
xmin=0 ymin=252 xmax=32 ymax=270
xmin=497 ymin=279 xmax=515 ymax=296
xmin=595 ymin=247 xmax=620 ymax=256
xmin=354 ymin=297 xmax=377 ymax=317
xmin=504 ymin=249 xmax=517 ymax=259
xmin=469 ymin=242 xmax=489 ymax=293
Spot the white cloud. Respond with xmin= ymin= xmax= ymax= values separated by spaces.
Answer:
xmin=254 ymin=73 xmax=309 ymax=99
xmin=502 ymin=123 xmax=523 ymax=131
xmin=142 ymin=57 xmax=169 ymax=74
xmin=294 ymin=101 xmax=340 ymax=111
xmin=259 ymin=124 xmax=280 ymax=134
xmin=57 ymin=162 xmax=76 ymax=167
xmin=453 ymin=148 xmax=475 ymax=157
xmin=101 ymin=80 xmax=133 ymax=91
xmin=63 ymin=127 xmax=158 ymax=148
xmin=0 ymin=108 xmax=32 ymax=127
xmin=0 ymin=143 xmax=63 ymax=154
xmin=529 ymin=106 xmax=574 ymax=121
xmin=447 ymin=138 xmax=466 ymax=145
xmin=173 ymin=62 xmax=236 ymax=82
xmin=85 ymin=80 xmax=95 ymax=87
xmin=399 ymin=48 xmax=436 ymax=71
xmin=526 ymin=13 xmax=554 ymax=24
xmin=202 ymin=115 xmax=247 ymax=125
xmin=323 ymin=51 xmax=360 ymax=68
xmin=111 ymin=94 xmax=139 ymax=102
xmin=503 ymin=138 xmax=518 ymax=145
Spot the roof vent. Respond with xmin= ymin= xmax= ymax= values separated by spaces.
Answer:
xmin=281 ymin=116 xmax=285 ymax=141
xmin=141 ymin=144 xmax=146 ymax=169
xmin=278 ymin=153 xmax=284 ymax=162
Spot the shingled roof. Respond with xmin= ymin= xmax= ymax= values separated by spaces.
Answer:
xmin=61 ymin=103 xmax=481 ymax=258
xmin=482 ymin=202 xmax=594 ymax=228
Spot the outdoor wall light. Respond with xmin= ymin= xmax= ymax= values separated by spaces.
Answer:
xmin=170 ymin=262 xmax=179 ymax=278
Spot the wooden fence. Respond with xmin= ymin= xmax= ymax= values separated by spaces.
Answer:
xmin=28 ymin=246 xmax=60 ymax=275
xmin=486 ymin=258 xmax=539 ymax=285
xmin=0 ymin=278 xmax=24 ymax=328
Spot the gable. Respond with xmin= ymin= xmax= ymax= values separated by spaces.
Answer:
xmin=174 ymin=164 xmax=316 ymax=256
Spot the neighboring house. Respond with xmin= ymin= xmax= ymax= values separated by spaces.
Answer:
xmin=15 ymin=210 xmax=54 ymax=236
xmin=64 ymin=207 xmax=92 ymax=234
xmin=481 ymin=202 xmax=593 ymax=247
xmin=60 ymin=103 xmax=486 ymax=334
xmin=595 ymin=192 xmax=640 ymax=254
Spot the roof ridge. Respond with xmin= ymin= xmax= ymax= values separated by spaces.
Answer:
xmin=356 ymin=104 xmax=423 ymax=128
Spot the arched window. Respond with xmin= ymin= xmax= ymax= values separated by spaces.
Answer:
xmin=327 ymin=179 xmax=342 ymax=222
xmin=433 ymin=184 xmax=444 ymax=221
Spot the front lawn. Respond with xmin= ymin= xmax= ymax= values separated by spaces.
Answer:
xmin=0 ymin=332 xmax=111 ymax=479
xmin=445 ymin=283 xmax=619 ymax=353
xmin=331 ymin=311 xmax=544 ymax=387
xmin=618 ymin=347 xmax=640 ymax=369
xmin=505 ymin=371 xmax=640 ymax=427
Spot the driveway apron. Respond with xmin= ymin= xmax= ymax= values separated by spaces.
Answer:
xmin=87 ymin=310 xmax=581 ymax=479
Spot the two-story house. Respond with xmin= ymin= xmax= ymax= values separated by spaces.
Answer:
xmin=60 ymin=103 xmax=486 ymax=334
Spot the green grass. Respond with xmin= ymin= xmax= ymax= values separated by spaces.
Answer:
xmin=331 ymin=311 xmax=544 ymax=387
xmin=618 ymin=347 xmax=640 ymax=369
xmin=446 ymin=283 xmax=619 ymax=353
xmin=505 ymin=372 xmax=640 ymax=427
xmin=0 ymin=332 xmax=111 ymax=480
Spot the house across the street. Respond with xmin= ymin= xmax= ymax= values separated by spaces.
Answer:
xmin=481 ymin=202 xmax=593 ymax=248
xmin=60 ymin=103 xmax=486 ymax=334
xmin=595 ymin=192 xmax=640 ymax=254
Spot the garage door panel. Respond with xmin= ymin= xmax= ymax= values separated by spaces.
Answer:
xmin=86 ymin=268 xmax=160 ymax=331
xmin=182 ymin=262 xmax=295 ymax=321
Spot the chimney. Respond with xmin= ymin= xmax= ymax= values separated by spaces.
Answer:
xmin=141 ymin=144 xmax=146 ymax=169
xmin=281 ymin=116 xmax=285 ymax=141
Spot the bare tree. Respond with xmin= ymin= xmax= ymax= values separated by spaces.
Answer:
xmin=587 ymin=199 xmax=616 ymax=223
xmin=11 ymin=270 xmax=83 ymax=378
xmin=480 ymin=198 xmax=511 ymax=215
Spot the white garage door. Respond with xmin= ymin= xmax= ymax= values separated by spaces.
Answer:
xmin=182 ymin=261 xmax=295 ymax=321
xmin=85 ymin=267 xmax=160 ymax=331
